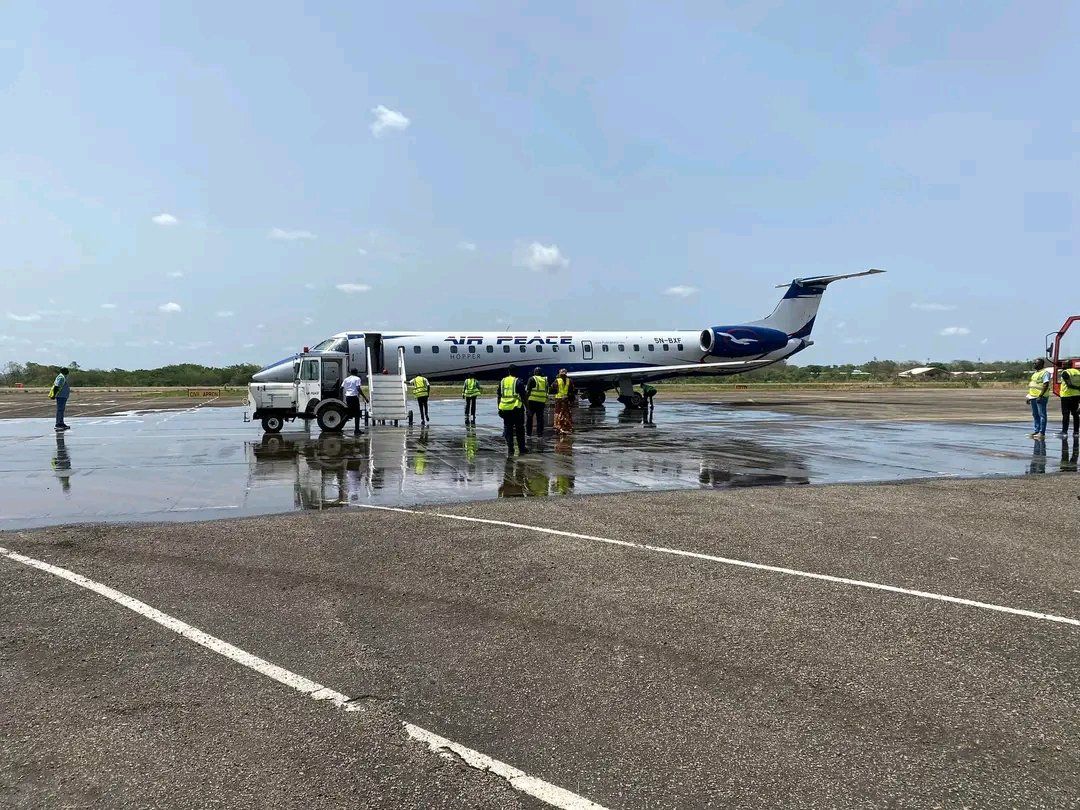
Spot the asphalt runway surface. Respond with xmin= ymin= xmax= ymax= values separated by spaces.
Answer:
xmin=3 ymin=475 xmax=1078 ymax=807
xmin=2 ymin=391 xmax=1078 ymax=807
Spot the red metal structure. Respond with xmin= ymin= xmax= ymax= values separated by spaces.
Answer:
xmin=1046 ymin=315 xmax=1080 ymax=395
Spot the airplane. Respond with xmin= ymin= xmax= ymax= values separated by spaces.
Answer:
xmin=251 ymin=269 xmax=883 ymax=409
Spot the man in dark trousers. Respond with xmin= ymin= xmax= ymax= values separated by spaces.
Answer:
xmin=342 ymin=368 xmax=369 ymax=433
xmin=525 ymin=367 xmax=549 ymax=437
xmin=50 ymin=367 xmax=71 ymax=431
xmin=497 ymin=365 xmax=528 ymax=456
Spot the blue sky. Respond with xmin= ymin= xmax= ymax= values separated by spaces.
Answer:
xmin=2 ymin=1 xmax=1076 ymax=369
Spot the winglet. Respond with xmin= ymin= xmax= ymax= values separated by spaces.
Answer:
xmin=775 ymin=268 xmax=885 ymax=289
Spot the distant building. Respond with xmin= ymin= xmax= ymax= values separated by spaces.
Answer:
xmin=898 ymin=366 xmax=947 ymax=378
xmin=949 ymin=370 xmax=1002 ymax=377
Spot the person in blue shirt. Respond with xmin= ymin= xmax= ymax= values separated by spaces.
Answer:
xmin=50 ymin=367 xmax=71 ymax=431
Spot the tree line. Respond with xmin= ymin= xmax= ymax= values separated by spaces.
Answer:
xmin=0 ymin=361 xmax=260 ymax=388
xmin=0 ymin=357 xmax=1038 ymax=388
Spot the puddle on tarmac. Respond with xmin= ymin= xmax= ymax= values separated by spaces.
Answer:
xmin=0 ymin=400 xmax=1074 ymax=529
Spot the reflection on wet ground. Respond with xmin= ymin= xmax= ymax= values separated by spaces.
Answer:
xmin=0 ymin=400 xmax=1074 ymax=529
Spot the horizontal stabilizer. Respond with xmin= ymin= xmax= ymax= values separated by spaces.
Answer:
xmin=775 ymin=268 xmax=885 ymax=289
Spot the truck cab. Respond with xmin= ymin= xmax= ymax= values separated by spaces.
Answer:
xmin=248 ymin=350 xmax=351 ymax=433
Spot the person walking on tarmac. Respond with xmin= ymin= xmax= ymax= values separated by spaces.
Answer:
xmin=497 ymin=365 xmax=528 ymax=456
xmin=342 ymin=368 xmax=369 ymax=433
xmin=1027 ymin=358 xmax=1052 ymax=440
xmin=411 ymin=373 xmax=431 ymax=424
xmin=462 ymin=374 xmax=481 ymax=424
xmin=49 ymin=367 xmax=72 ymax=431
xmin=525 ymin=367 xmax=549 ymax=437
xmin=1057 ymin=365 xmax=1080 ymax=436
xmin=552 ymin=368 xmax=575 ymax=434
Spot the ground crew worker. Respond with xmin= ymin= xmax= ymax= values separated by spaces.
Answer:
xmin=1027 ymin=358 xmax=1052 ymax=440
xmin=525 ymin=367 xmax=549 ymax=437
xmin=49 ymin=367 xmax=71 ymax=431
xmin=411 ymin=374 xmax=431 ymax=424
xmin=1057 ymin=365 xmax=1080 ymax=436
xmin=342 ymin=368 xmax=369 ymax=433
xmin=552 ymin=369 xmax=574 ymax=434
xmin=462 ymin=374 xmax=481 ymax=424
xmin=640 ymin=382 xmax=657 ymax=411
xmin=497 ymin=365 xmax=528 ymax=456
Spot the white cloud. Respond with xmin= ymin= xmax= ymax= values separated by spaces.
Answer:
xmin=980 ymin=338 xmax=989 ymax=345
xmin=515 ymin=242 xmax=569 ymax=272
xmin=303 ymin=283 xmax=317 ymax=290
xmin=912 ymin=302 xmax=956 ymax=311
xmin=939 ymin=326 xmax=970 ymax=336
xmin=356 ymin=247 xmax=368 ymax=256
xmin=269 ymin=228 xmax=316 ymax=241
xmin=336 ymin=283 xmax=371 ymax=294
xmin=370 ymin=105 xmax=410 ymax=137
xmin=834 ymin=321 xmax=847 ymax=330
xmin=167 ymin=271 xmax=184 ymax=278
xmin=302 ymin=316 xmax=314 ymax=326
xmin=152 ymin=213 xmax=179 ymax=226
xmin=242 ymin=343 xmax=256 ymax=349
xmin=216 ymin=310 xmax=235 ymax=318
xmin=158 ymin=302 xmax=182 ymax=313
xmin=842 ymin=336 xmax=873 ymax=345
xmin=100 ymin=303 xmax=117 ymax=309
xmin=663 ymin=285 xmax=698 ymax=298
xmin=6 ymin=312 xmax=41 ymax=322
xmin=458 ymin=241 xmax=477 ymax=251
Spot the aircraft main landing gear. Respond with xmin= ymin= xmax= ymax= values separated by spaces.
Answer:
xmin=586 ymin=389 xmax=607 ymax=407
xmin=617 ymin=392 xmax=644 ymax=409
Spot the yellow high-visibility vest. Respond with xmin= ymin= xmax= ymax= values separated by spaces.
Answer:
xmin=463 ymin=378 xmax=481 ymax=397
xmin=498 ymin=376 xmax=521 ymax=411
xmin=413 ymin=376 xmax=430 ymax=397
xmin=528 ymin=375 xmax=549 ymax=403
xmin=1028 ymin=370 xmax=1050 ymax=399
xmin=1061 ymin=368 xmax=1080 ymax=398
xmin=553 ymin=377 xmax=571 ymax=399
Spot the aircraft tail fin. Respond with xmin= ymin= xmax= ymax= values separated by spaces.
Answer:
xmin=749 ymin=268 xmax=884 ymax=338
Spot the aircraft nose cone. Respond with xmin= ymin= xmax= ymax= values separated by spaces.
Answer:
xmin=251 ymin=357 xmax=297 ymax=383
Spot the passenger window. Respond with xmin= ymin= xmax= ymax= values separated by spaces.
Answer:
xmin=633 ymin=344 xmax=640 ymax=352
xmin=536 ymin=345 xmax=543 ymax=353
xmin=663 ymin=344 xmax=669 ymax=351
xmin=552 ymin=345 xmax=558 ymax=352
xmin=413 ymin=346 xmax=421 ymax=354
xmin=503 ymin=345 xmax=510 ymax=353
xmin=486 ymin=346 xmax=494 ymax=353
xmin=569 ymin=345 xmax=576 ymax=353
xmin=618 ymin=343 xmax=625 ymax=352
xmin=519 ymin=346 xmax=526 ymax=353
xmin=468 ymin=344 xmax=476 ymax=353
xmin=601 ymin=344 xmax=609 ymax=352
xmin=648 ymin=344 xmax=655 ymax=352
xmin=432 ymin=346 xmax=440 ymax=354
xmin=677 ymin=344 xmax=684 ymax=352
xmin=450 ymin=345 xmax=458 ymax=353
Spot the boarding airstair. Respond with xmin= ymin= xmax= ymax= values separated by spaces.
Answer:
xmin=367 ymin=346 xmax=409 ymax=424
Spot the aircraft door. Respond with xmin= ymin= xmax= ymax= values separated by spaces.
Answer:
xmin=365 ymin=332 xmax=385 ymax=373
xmin=582 ymin=340 xmax=593 ymax=360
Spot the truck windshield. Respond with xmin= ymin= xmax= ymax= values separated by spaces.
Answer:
xmin=311 ymin=336 xmax=348 ymax=353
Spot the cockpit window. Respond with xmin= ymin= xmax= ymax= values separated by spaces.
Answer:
xmin=311 ymin=336 xmax=348 ymax=353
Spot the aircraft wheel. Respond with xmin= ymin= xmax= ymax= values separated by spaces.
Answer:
xmin=627 ymin=392 xmax=644 ymax=409
xmin=317 ymin=404 xmax=347 ymax=432
xmin=588 ymin=391 xmax=606 ymax=407
xmin=262 ymin=415 xmax=284 ymax=433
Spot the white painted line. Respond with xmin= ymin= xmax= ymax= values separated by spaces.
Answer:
xmin=355 ymin=505 xmax=1080 ymax=629
xmin=405 ymin=723 xmax=607 ymax=810
xmin=0 ymin=545 xmax=608 ymax=810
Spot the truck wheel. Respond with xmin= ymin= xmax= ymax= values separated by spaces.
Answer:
xmin=261 ymin=415 xmax=284 ymax=433
xmin=317 ymin=404 xmax=346 ymax=432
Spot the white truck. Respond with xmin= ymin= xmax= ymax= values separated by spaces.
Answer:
xmin=248 ymin=350 xmax=351 ymax=433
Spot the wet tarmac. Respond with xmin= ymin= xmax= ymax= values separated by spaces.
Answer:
xmin=0 ymin=400 xmax=1075 ymax=530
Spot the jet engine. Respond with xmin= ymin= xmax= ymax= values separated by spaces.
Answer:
xmin=699 ymin=325 xmax=790 ymax=358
